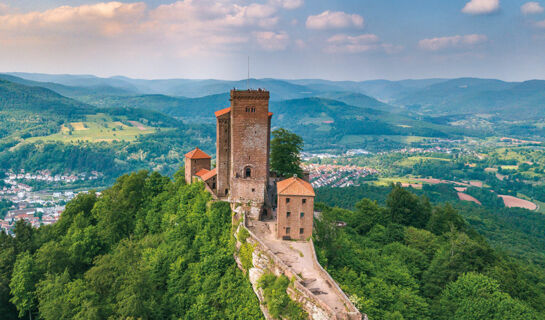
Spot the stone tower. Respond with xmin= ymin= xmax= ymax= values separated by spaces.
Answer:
xmin=184 ymin=147 xmax=211 ymax=185
xmin=229 ymin=89 xmax=272 ymax=205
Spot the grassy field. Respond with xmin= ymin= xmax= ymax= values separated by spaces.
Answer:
xmin=371 ymin=177 xmax=424 ymax=187
xmin=27 ymin=113 xmax=156 ymax=143
xmin=396 ymin=156 xmax=451 ymax=167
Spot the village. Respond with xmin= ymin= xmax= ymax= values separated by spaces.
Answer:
xmin=0 ymin=169 xmax=101 ymax=235
xmin=304 ymin=163 xmax=378 ymax=188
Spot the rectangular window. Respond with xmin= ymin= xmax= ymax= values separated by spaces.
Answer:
xmin=300 ymin=212 xmax=304 ymax=218
xmin=299 ymin=228 xmax=304 ymax=234
xmin=286 ymin=227 xmax=291 ymax=234
xmin=302 ymin=198 xmax=306 ymax=204
xmin=287 ymin=212 xmax=291 ymax=218
xmin=286 ymin=198 xmax=290 ymax=203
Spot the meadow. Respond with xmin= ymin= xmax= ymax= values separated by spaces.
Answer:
xmin=26 ymin=113 xmax=156 ymax=143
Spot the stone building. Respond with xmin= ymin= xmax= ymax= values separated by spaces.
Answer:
xmin=276 ymin=177 xmax=315 ymax=240
xmin=184 ymin=147 xmax=211 ymax=185
xmin=186 ymin=89 xmax=314 ymax=240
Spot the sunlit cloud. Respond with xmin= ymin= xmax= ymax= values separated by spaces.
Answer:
xmin=462 ymin=0 xmax=500 ymax=15
xmin=306 ymin=11 xmax=364 ymax=30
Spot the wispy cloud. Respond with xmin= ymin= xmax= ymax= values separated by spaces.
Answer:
xmin=254 ymin=31 xmax=290 ymax=50
xmin=521 ymin=2 xmax=544 ymax=15
xmin=306 ymin=11 xmax=364 ymax=30
xmin=270 ymin=0 xmax=304 ymax=10
xmin=419 ymin=34 xmax=488 ymax=51
xmin=325 ymin=33 xmax=401 ymax=54
xmin=462 ymin=0 xmax=500 ymax=15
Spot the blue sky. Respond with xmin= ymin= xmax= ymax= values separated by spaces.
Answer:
xmin=0 ymin=0 xmax=544 ymax=80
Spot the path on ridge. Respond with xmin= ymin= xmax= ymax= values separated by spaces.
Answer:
xmin=248 ymin=220 xmax=348 ymax=314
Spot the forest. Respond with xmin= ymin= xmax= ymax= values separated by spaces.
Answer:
xmin=314 ymin=185 xmax=545 ymax=319
xmin=0 ymin=170 xmax=262 ymax=320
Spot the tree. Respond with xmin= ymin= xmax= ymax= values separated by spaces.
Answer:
xmin=9 ymin=252 xmax=36 ymax=320
xmin=437 ymin=272 xmax=539 ymax=320
xmin=270 ymin=128 xmax=303 ymax=178
xmin=386 ymin=184 xmax=431 ymax=228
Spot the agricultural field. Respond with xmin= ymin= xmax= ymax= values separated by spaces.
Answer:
xmin=26 ymin=113 xmax=157 ymax=143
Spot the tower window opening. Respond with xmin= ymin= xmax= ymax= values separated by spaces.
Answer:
xmin=245 ymin=167 xmax=252 ymax=178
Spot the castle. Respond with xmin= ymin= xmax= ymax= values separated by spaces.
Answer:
xmin=185 ymin=89 xmax=363 ymax=319
xmin=185 ymin=89 xmax=314 ymax=240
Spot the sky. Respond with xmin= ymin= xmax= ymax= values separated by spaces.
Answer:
xmin=0 ymin=0 xmax=545 ymax=81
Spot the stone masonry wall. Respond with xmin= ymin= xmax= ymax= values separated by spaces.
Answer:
xmin=216 ymin=113 xmax=230 ymax=197
xmin=230 ymin=90 xmax=270 ymax=205
xmin=276 ymin=194 xmax=314 ymax=240
xmin=233 ymin=207 xmax=364 ymax=320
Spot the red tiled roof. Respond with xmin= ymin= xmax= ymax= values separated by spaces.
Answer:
xmin=185 ymin=147 xmax=211 ymax=159
xmin=195 ymin=169 xmax=210 ymax=177
xmin=277 ymin=177 xmax=315 ymax=197
xmin=215 ymin=107 xmax=231 ymax=117
xmin=268 ymin=112 xmax=273 ymax=117
xmin=200 ymin=168 xmax=217 ymax=181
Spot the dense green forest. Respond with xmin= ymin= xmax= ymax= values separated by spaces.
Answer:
xmin=314 ymin=185 xmax=545 ymax=319
xmin=317 ymin=184 xmax=545 ymax=266
xmin=0 ymin=171 xmax=262 ymax=319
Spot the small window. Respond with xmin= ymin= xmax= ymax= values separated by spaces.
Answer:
xmin=300 ymin=228 xmax=304 ymax=234
xmin=287 ymin=212 xmax=291 ymax=217
xmin=225 ymin=189 xmax=229 ymax=195
xmin=245 ymin=167 xmax=251 ymax=178
xmin=286 ymin=227 xmax=291 ymax=234
xmin=251 ymin=188 xmax=255 ymax=192
xmin=302 ymin=198 xmax=306 ymax=204
xmin=300 ymin=212 xmax=304 ymax=218
xmin=286 ymin=198 xmax=290 ymax=203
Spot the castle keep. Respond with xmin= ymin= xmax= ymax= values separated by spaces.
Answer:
xmin=185 ymin=89 xmax=363 ymax=319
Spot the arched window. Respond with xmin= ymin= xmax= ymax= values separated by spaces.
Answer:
xmin=245 ymin=167 xmax=252 ymax=178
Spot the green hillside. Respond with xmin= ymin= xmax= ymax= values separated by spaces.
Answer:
xmin=0 ymin=173 xmax=263 ymax=320
xmin=0 ymin=78 xmax=214 ymax=185
xmin=396 ymin=78 xmax=545 ymax=119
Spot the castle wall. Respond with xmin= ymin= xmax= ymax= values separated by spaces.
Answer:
xmin=233 ymin=209 xmax=363 ymax=320
xmin=229 ymin=90 xmax=270 ymax=205
xmin=185 ymin=158 xmax=210 ymax=185
xmin=216 ymin=114 xmax=231 ymax=197
xmin=276 ymin=195 xmax=314 ymax=240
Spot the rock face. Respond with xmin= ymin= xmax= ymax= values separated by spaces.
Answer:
xmin=233 ymin=209 xmax=364 ymax=320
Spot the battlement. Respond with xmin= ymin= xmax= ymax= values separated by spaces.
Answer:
xmin=230 ymin=89 xmax=270 ymax=100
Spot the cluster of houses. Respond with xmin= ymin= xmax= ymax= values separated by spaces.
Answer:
xmin=3 ymin=169 xmax=102 ymax=185
xmin=305 ymin=163 xmax=378 ymax=188
xmin=0 ymin=206 xmax=63 ymax=235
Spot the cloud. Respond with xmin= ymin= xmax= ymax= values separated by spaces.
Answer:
xmin=0 ymin=1 xmax=147 ymax=36
xmin=0 ymin=0 xmax=302 ymax=56
xmin=462 ymin=0 xmax=500 ymax=15
xmin=306 ymin=11 xmax=364 ymax=30
xmin=254 ymin=31 xmax=289 ymax=50
xmin=0 ymin=3 xmax=9 ymax=14
xmin=269 ymin=0 xmax=303 ymax=10
xmin=521 ymin=2 xmax=544 ymax=15
xmin=325 ymin=33 xmax=401 ymax=54
xmin=419 ymin=34 xmax=488 ymax=51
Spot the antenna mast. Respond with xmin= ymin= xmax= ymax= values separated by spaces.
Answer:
xmin=247 ymin=56 xmax=250 ymax=89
